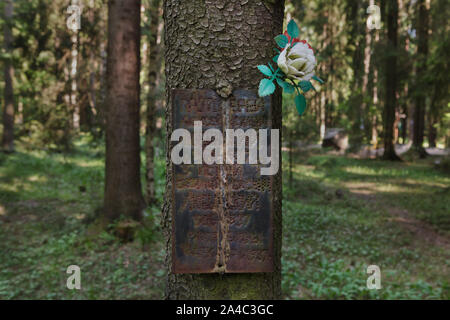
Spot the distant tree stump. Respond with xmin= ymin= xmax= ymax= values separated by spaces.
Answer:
xmin=322 ymin=128 xmax=349 ymax=153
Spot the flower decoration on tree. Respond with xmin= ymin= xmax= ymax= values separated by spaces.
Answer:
xmin=257 ymin=19 xmax=324 ymax=116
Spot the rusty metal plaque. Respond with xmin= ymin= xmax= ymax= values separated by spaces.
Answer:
xmin=171 ymin=89 xmax=274 ymax=274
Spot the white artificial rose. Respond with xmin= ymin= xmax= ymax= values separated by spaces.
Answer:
xmin=277 ymin=42 xmax=316 ymax=82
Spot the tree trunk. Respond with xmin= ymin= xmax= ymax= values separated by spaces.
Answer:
xmin=289 ymin=130 xmax=293 ymax=190
xmin=412 ymin=0 xmax=430 ymax=158
xmin=162 ymin=0 xmax=284 ymax=299
xmin=319 ymin=89 xmax=326 ymax=142
xmin=104 ymin=0 xmax=145 ymax=222
xmin=319 ymin=10 xmax=328 ymax=143
xmin=145 ymin=0 xmax=162 ymax=206
xmin=2 ymin=0 xmax=15 ymax=153
xmin=361 ymin=16 xmax=372 ymax=141
xmin=347 ymin=0 xmax=364 ymax=146
xmin=98 ymin=42 xmax=108 ymax=135
xmin=370 ymin=30 xmax=380 ymax=147
xmin=71 ymin=33 xmax=80 ymax=130
xmin=428 ymin=88 xmax=438 ymax=148
xmin=382 ymin=0 xmax=401 ymax=161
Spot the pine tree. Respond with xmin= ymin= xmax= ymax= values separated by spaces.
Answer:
xmin=104 ymin=0 xmax=145 ymax=222
xmin=382 ymin=0 xmax=401 ymax=160
xmin=145 ymin=0 xmax=162 ymax=206
xmin=2 ymin=0 xmax=15 ymax=153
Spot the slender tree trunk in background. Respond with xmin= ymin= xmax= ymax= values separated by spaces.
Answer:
xmin=361 ymin=22 xmax=372 ymax=141
xmin=428 ymin=72 xmax=444 ymax=148
xmin=17 ymin=102 xmax=23 ymax=125
xmin=145 ymin=0 xmax=161 ymax=206
xmin=163 ymin=0 xmax=284 ymax=299
xmin=382 ymin=0 xmax=401 ymax=160
xmin=327 ymin=9 xmax=335 ymax=128
xmin=428 ymin=94 xmax=437 ymax=148
xmin=104 ymin=0 xmax=145 ymax=222
xmin=397 ymin=0 xmax=408 ymax=145
xmin=88 ymin=55 xmax=98 ymax=129
xmin=71 ymin=33 xmax=80 ymax=130
xmin=347 ymin=0 xmax=364 ymax=146
xmin=320 ymin=89 xmax=326 ymax=142
xmin=78 ymin=34 xmax=90 ymax=130
xmin=289 ymin=130 xmax=293 ymax=189
xmin=425 ymin=0 xmax=437 ymax=149
xmin=2 ymin=0 xmax=15 ymax=153
xmin=427 ymin=0 xmax=448 ymax=149
xmin=412 ymin=0 xmax=429 ymax=158
xmin=98 ymin=42 xmax=108 ymax=134
xmin=370 ymin=30 xmax=380 ymax=147
xmin=393 ymin=107 xmax=400 ymax=143
xmin=87 ymin=4 xmax=99 ymax=133
xmin=314 ymin=94 xmax=320 ymax=127
xmin=405 ymin=29 xmax=414 ymax=145
xmin=371 ymin=115 xmax=378 ymax=147
xmin=319 ymin=10 xmax=329 ymax=143
xmin=362 ymin=0 xmax=379 ymax=141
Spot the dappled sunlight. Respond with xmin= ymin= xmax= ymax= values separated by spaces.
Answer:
xmin=76 ymin=160 xmax=104 ymax=168
xmin=343 ymin=182 xmax=379 ymax=195
xmin=27 ymin=174 xmax=47 ymax=183
xmin=343 ymin=166 xmax=379 ymax=176
xmin=74 ymin=213 xmax=86 ymax=220
xmin=400 ymin=178 xmax=448 ymax=189
xmin=344 ymin=180 xmax=436 ymax=196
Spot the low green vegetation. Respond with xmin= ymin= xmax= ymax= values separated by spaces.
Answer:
xmin=0 ymin=137 xmax=448 ymax=299
xmin=0 ymin=135 xmax=165 ymax=299
xmin=282 ymin=150 xmax=450 ymax=299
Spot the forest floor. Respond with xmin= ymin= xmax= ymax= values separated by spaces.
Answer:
xmin=0 ymin=135 xmax=449 ymax=299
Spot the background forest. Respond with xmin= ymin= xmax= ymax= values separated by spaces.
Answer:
xmin=0 ymin=0 xmax=449 ymax=299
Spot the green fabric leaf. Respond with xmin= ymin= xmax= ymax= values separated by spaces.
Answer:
xmin=273 ymin=54 xmax=279 ymax=63
xmin=258 ymin=78 xmax=276 ymax=97
xmin=257 ymin=65 xmax=273 ymax=77
xmin=274 ymin=34 xmax=288 ymax=48
xmin=312 ymin=75 xmax=324 ymax=84
xmin=295 ymin=94 xmax=307 ymax=116
xmin=287 ymin=19 xmax=299 ymax=39
xmin=299 ymin=80 xmax=313 ymax=92
xmin=276 ymin=78 xmax=295 ymax=94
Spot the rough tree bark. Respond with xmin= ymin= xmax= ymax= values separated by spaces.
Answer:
xmin=412 ymin=0 xmax=430 ymax=157
xmin=2 ymin=0 xmax=15 ymax=153
xmin=104 ymin=0 xmax=145 ymax=222
xmin=162 ymin=0 xmax=284 ymax=299
xmin=382 ymin=0 xmax=401 ymax=160
xmin=145 ymin=0 xmax=162 ymax=206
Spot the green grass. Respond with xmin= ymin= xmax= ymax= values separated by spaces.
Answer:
xmin=0 ymin=134 xmax=165 ymax=299
xmin=0 ymin=137 xmax=449 ymax=299
xmin=281 ymin=150 xmax=450 ymax=299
